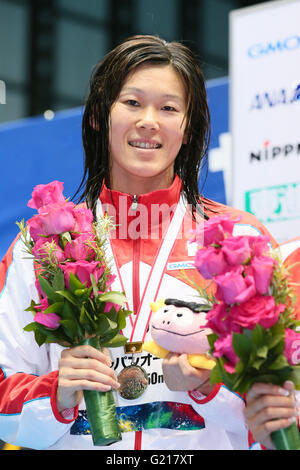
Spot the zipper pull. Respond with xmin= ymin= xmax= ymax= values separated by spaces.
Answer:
xmin=131 ymin=194 xmax=138 ymax=211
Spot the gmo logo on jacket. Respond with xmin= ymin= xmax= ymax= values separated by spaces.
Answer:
xmin=247 ymin=35 xmax=300 ymax=59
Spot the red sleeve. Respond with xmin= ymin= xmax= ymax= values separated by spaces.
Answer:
xmin=0 ymin=368 xmax=78 ymax=423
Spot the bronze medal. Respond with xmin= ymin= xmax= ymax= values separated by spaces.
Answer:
xmin=117 ymin=364 xmax=148 ymax=400
xmin=117 ymin=342 xmax=148 ymax=400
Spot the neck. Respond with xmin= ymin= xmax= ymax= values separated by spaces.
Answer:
xmin=110 ymin=170 xmax=175 ymax=195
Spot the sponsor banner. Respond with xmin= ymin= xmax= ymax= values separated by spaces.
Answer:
xmin=230 ymin=0 xmax=300 ymax=242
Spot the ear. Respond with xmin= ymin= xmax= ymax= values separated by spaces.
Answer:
xmin=150 ymin=299 xmax=165 ymax=313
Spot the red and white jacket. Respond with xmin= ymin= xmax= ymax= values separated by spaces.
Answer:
xmin=0 ymin=176 xmax=277 ymax=450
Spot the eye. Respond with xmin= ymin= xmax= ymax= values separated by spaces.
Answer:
xmin=125 ymin=99 xmax=139 ymax=107
xmin=162 ymin=105 xmax=177 ymax=112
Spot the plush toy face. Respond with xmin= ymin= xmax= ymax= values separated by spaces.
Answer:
xmin=150 ymin=304 xmax=212 ymax=355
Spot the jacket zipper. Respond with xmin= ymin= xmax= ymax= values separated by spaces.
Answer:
xmin=131 ymin=194 xmax=138 ymax=211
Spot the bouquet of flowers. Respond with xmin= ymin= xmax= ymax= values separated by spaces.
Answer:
xmin=17 ymin=181 xmax=131 ymax=446
xmin=193 ymin=214 xmax=300 ymax=450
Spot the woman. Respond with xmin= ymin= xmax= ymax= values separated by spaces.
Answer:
xmin=0 ymin=35 xmax=277 ymax=450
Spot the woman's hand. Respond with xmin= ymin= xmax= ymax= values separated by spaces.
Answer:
xmin=244 ymin=381 xmax=298 ymax=449
xmin=162 ymin=352 xmax=214 ymax=395
xmin=56 ymin=345 xmax=120 ymax=412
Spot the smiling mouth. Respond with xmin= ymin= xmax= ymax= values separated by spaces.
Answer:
xmin=151 ymin=325 xmax=206 ymax=337
xmin=129 ymin=141 xmax=161 ymax=149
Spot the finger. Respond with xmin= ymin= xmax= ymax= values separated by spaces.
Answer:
xmin=254 ymin=416 xmax=297 ymax=442
xmin=283 ymin=380 xmax=295 ymax=396
xmin=60 ymin=376 xmax=114 ymax=393
xmin=61 ymin=356 xmax=116 ymax=379
xmin=60 ymin=367 xmax=120 ymax=390
xmin=247 ymin=382 xmax=290 ymax=402
xmin=101 ymin=347 xmax=112 ymax=365
xmin=245 ymin=394 xmax=296 ymax=420
xmin=62 ymin=345 xmax=112 ymax=367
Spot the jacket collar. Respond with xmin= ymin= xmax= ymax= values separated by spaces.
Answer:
xmin=99 ymin=174 xmax=183 ymax=212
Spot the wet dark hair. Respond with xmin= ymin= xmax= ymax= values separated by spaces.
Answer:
xmin=165 ymin=298 xmax=211 ymax=313
xmin=75 ymin=35 xmax=211 ymax=217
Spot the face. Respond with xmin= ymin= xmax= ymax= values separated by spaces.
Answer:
xmin=150 ymin=304 xmax=212 ymax=355
xmin=108 ymin=64 xmax=187 ymax=194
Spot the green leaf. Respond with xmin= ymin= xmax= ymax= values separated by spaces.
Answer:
xmin=209 ymin=364 xmax=223 ymax=385
xmin=290 ymin=366 xmax=300 ymax=390
xmin=59 ymin=319 xmax=79 ymax=340
xmin=234 ymin=360 xmax=246 ymax=375
xmin=252 ymin=324 xmax=265 ymax=346
xmin=74 ymin=288 xmax=89 ymax=297
xmin=268 ymin=355 xmax=289 ymax=370
xmin=96 ymin=314 xmax=113 ymax=335
xmin=207 ymin=333 xmax=218 ymax=350
xmin=24 ymin=299 xmax=38 ymax=314
xmin=232 ymin=333 xmax=253 ymax=362
xmin=69 ymin=272 xmax=86 ymax=293
xmin=252 ymin=357 xmax=266 ymax=370
xmin=60 ymin=231 xmax=72 ymax=249
xmin=34 ymin=329 xmax=47 ymax=347
xmin=38 ymin=275 xmax=63 ymax=302
xmin=100 ymin=333 xmax=128 ymax=348
xmin=23 ymin=322 xmax=38 ymax=332
xmin=99 ymin=291 xmax=127 ymax=307
xmin=62 ymin=301 xmax=78 ymax=319
xmin=256 ymin=345 xmax=268 ymax=359
xmin=43 ymin=302 xmax=64 ymax=315
xmin=90 ymin=274 xmax=99 ymax=298
xmin=232 ymin=375 xmax=254 ymax=395
xmin=56 ymin=289 xmax=78 ymax=306
xmin=104 ymin=308 xmax=118 ymax=323
xmin=52 ymin=270 xmax=65 ymax=292
xmin=117 ymin=310 xmax=127 ymax=331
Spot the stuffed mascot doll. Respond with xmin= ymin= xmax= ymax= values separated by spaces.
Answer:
xmin=143 ymin=298 xmax=215 ymax=369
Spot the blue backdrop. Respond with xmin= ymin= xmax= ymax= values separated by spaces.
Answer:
xmin=0 ymin=77 xmax=229 ymax=261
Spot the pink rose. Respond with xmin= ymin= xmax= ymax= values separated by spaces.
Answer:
xmin=104 ymin=302 xmax=121 ymax=313
xmin=284 ymin=328 xmax=300 ymax=365
xmin=214 ymin=266 xmax=256 ymax=305
xmin=60 ymin=260 xmax=105 ymax=288
xmin=194 ymin=246 xmax=228 ymax=279
xmin=34 ymin=311 xmax=61 ymax=329
xmin=194 ymin=214 xmax=240 ymax=247
xmin=248 ymin=236 xmax=271 ymax=258
xmin=251 ymin=256 xmax=274 ymax=295
xmin=221 ymin=236 xmax=252 ymax=266
xmin=64 ymin=233 xmax=96 ymax=261
xmin=213 ymin=333 xmax=239 ymax=373
xmin=205 ymin=302 xmax=242 ymax=336
xmin=27 ymin=202 xmax=75 ymax=240
xmin=32 ymin=235 xmax=65 ymax=263
xmin=106 ymin=274 xmax=116 ymax=288
xmin=230 ymin=295 xmax=284 ymax=330
xmin=28 ymin=181 xmax=65 ymax=211
xmin=34 ymin=298 xmax=60 ymax=329
xmin=72 ymin=207 xmax=94 ymax=233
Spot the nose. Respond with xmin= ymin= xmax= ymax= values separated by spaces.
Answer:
xmin=136 ymin=106 xmax=159 ymax=131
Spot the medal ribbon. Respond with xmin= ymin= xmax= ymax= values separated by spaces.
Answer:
xmin=96 ymin=195 xmax=187 ymax=342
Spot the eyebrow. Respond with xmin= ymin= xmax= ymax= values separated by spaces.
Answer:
xmin=120 ymin=87 xmax=185 ymax=104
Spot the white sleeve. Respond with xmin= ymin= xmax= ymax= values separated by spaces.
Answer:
xmin=0 ymin=237 xmax=76 ymax=449
xmin=188 ymin=383 xmax=248 ymax=434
